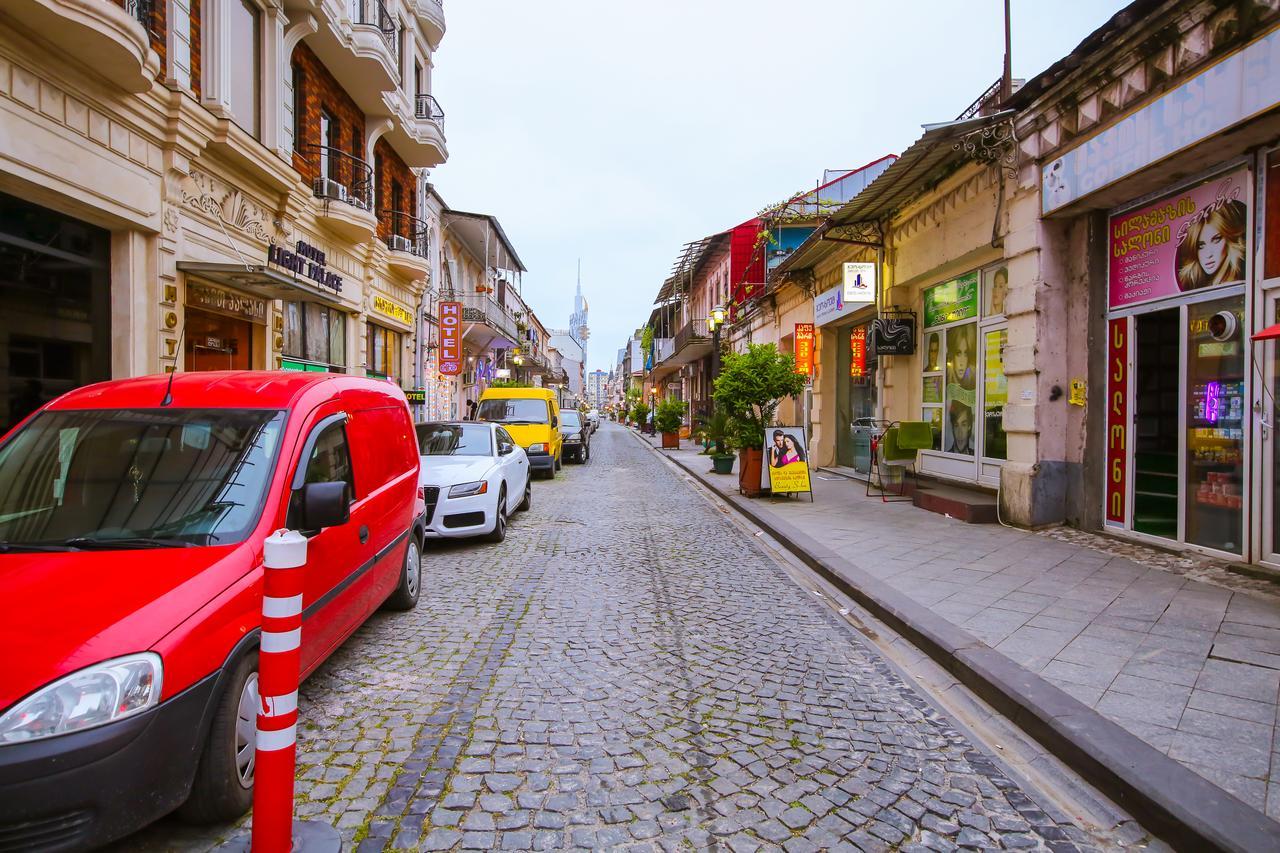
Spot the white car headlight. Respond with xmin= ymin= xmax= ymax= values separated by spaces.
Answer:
xmin=0 ymin=653 xmax=163 ymax=744
xmin=448 ymin=480 xmax=489 ymax=498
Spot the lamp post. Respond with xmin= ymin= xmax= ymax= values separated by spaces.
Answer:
xmin=708 ymin=305 xmax=725 ymax=411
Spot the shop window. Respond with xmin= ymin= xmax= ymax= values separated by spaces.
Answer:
xmin=227 ymin=0 xmax=261 ymax=138
xmin=282 ymin=302 xmax=346 ymax=371
xmin=1267 ymin=149 xmax=1280 ymax=282
xmin=367 ymin=323 xmax=400 ymax=380
xmin=982 ymin=329 xmax=1008 ymax=460
xmin=921 ymin=266 xmax=1007 ymax=462
xmin=1186 ymin=297 xmax=1245 ymax=554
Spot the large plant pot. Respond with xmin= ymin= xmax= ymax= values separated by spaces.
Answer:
xmin=738 ymin=447 xmax=765 ymax=497
xmin=711 ymin=454 xmax=735 ymax=475
xmin=661 ymin=431 xmax=679 ymax=449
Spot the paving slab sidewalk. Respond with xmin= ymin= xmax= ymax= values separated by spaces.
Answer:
xmin=636 ymin=432 xmax=1280 ymax=832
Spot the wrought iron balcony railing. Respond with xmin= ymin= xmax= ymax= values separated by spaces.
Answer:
xmin=353 ymin=0 xmax=399 ymax=55
xmin=415 ymin=94 xmax=445 ymax=127
xmin=673 ymin=319 xmax=710 ymax=354
xmin=383 ymin=210 xmax=429 ymax=258
xmin=306 ymin=144 xmax=373 ymax=211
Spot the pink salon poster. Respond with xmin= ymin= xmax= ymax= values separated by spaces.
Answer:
xmin=1108 ymin=169 xmax=1249 ymax=310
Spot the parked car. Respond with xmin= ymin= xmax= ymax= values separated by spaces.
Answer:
xmin=0 ymin=372 xmax=426 ymax=850
xmin=587 ymin=409 xmax=601 ymax=432
xmin=416 ymin=421 xmax=531 ymax=542
xmin=559 ymin=409 xmax=590 ymax=463
xmin=476 ymin=387 xmax=563 ymax=479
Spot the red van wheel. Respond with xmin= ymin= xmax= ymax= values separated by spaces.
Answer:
xmin=383 ymin=534 xmax=421 ymax=611
xmin=179 ymin=654 xmax=257 ymax=823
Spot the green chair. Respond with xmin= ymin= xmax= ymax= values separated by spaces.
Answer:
xmin=866 ymin=421 xmax=933 ymax=502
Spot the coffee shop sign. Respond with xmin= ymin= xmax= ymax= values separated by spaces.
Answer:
xmin=267 ymin=241 xmax=343 ymax=292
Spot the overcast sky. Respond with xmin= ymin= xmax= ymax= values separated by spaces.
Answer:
xmin=432 ymin=0 xmax=1127 ymax=373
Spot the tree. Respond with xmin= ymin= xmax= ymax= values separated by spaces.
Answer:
xmin=713 ymin=343 xmax=808 ymax=449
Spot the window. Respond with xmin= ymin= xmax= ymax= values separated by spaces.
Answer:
xmin=227 ymin=0 xmax=261 ymax=138
xmin=288 ymin=420 xmax=355 ymax=527
xmin=0 ymin=408 xmax=284 ymax=547
xmin=282 ymin=302 xmax=346 ymax=370
xmin=476 ymin=398 xmax=550 ymax=424
xmin=415 ymin=423 xmax=492 ymax=457
xmin=415 ymin=61 xmax=423 ymax=98
xmin=319 ymin=109 xmax=335 ymax=179
xmin=292 ymin=62 xmax=305 ymax=153
xmin=921 ymin=265 xmax=1008 ymax=462
xmin=391 ymin=181 xmax=404 ymax=235
xmin=366 ymin=323 xmax=400 ymax=379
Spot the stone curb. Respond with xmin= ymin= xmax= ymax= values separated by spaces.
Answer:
xmin=632 ymin=431 xmax=1280 ymax=853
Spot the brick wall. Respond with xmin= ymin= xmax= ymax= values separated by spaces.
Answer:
xmin=373 ymin=139 xmax=415 ymax=242
xmin=289 ymin=43 xmax=367 ymax=200
xmin=112 ymin=0 xmax=168 ymax=77
xmin=190 ymin=0 xmax=201 ymax=98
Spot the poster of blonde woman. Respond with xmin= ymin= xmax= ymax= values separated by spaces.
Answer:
xmin=764 ymin=427 xmax=812 ymax=497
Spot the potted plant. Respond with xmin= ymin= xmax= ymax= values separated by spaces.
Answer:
xmin=704 ymin=407 xmax=736 ymax=474
xmin=631 ymin=400 xmax=650 ymax=431
xmin=713 ymin=343 xmax=808 ymax=497
xmin=654 ymin=397 xmax=685 ymax=449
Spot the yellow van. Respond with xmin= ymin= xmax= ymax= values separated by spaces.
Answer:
xmin=476 ymin=387 xmax=563 ymax=478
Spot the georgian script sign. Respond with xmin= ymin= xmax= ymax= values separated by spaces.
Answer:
xmin=267 ymin=241 xmax=343 ymax=292
xmin=186 ymin=282 xmax=267 ymax=323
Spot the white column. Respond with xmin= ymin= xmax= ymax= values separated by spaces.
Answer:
xmin=167 ymin=0 xmax=193 ymax=90
xmin=200 ymin=0 xmax=232 ymax=113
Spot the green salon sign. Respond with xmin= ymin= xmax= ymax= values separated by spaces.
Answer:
xmin=923 ymin=272 xmax=978 ymax=328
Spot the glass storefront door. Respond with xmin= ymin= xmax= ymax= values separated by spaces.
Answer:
xmin=1122 ymin=291 xmax=1247 ymax=555
xmin=185 ymin=307 xmax=254 ymax=372
xmin=835 ymin=322 xmax=876 ymax=469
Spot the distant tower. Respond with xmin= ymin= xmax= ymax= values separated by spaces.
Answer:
xmin=570 ymin=261 xmax=589 ymax=366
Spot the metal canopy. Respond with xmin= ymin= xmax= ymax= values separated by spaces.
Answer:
xmin=773 ymin=110 xmax=1015 ymax=277
xmin=177 ymin=262 xmax=348 ymax=308
xmin=654 ymin=231 xmax=729 ymax=305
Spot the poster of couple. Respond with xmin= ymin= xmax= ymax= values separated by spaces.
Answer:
xmin=764 ymin=427 xmax=812 ymax=497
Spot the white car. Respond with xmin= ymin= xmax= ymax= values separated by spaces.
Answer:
xmin=587 ymin=409 xmax=601 ymax=432
xmin=416 ymin=421 xmax=532 ymax=542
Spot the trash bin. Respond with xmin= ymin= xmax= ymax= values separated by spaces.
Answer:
xmin=850 ymin=418 xmax=889 ymax=475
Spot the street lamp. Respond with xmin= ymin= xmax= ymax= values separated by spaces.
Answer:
xmin=707 ymin=304 xmax=725 ymax=406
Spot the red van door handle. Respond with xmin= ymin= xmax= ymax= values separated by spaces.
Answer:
xmin=359 ymin=525 xmax=369 ymax=544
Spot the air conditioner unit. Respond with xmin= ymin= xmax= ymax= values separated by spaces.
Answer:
xmin=313 ymin=178 xmax=349 ymax=202
xmin=389 ymin=234 xmax=413 ymax=253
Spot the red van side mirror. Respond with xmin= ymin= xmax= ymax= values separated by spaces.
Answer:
xmin=300 ymin=481 xmax=350 ymax=530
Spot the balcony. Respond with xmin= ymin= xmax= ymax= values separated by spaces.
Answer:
xmin=411 ymin=0 xmax=445 ymax=48
xmin=296 ymin=0 xmax=398 ymax=115
xmin=7 ymin=0 xmax=161 ymax=92
xmin=668 ymin=319 xmax=714 ymax=365
xmin=648 ymin=338 xmax=677 ymax=380
xmin=383 ymin=210 xmax=431 ymax=279
xmin=306 ymin=144 xmax=377 ymax=242
xmin=460 ymin=292 xmax=521 ymax=348
xmin=381 ymin=92 xmax=448 ymax=168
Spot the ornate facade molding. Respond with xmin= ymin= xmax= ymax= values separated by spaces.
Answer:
xmin=179 ymin=168 xmax=281 ymax=243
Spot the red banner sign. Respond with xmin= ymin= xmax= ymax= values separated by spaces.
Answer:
xmin=849 ymin=326 xmax=867 ymax=380
xmin=439 ymin=301 xmax=462 ymax=375
xmin=1106 ymin=317 xmax=1128 ymax=523
xmin=794 ymin=323 xmax=814 ymax=375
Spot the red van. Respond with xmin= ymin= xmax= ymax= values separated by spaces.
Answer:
xmin=0 ymin=372 xmax=425 ymax=850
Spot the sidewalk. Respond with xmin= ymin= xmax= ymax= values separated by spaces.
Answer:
xmin=632 ymin=430 xmax=1280 ymax=846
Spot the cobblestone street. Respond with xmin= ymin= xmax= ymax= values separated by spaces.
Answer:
xmin=127 ymin=424 xmax=1112 ymax=852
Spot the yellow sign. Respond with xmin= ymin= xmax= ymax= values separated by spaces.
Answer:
xmin=764 ymin=428 xmax=812 ymax=495
xmin=1069 ymin=379 xmax=1087 ymax=406
xmin=373 ymin=295 xmax=413 ymax=325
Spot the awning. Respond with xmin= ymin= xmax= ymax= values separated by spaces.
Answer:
xmin=177 ymin=262 xmax=349 ymax=309
xmin=654 ymin=231 xmax=730 ymax=304
xmin=774 ymin=110 xmax=1015 ymax=277
xmin=1253 ymin=324 xmax=1280 ymax=341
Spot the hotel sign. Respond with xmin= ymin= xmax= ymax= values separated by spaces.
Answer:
xmin=439 ymin=301 xmax=462 ymax=375
xmin=267 ymin=240 xmax=343 ymax=292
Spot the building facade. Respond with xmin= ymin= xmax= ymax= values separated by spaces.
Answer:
xmin=0 ymin=0 xmax=449 ymax=433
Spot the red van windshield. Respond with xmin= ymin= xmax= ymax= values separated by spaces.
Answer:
xmin=0 ymin=409 xmax=285 ymax=551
